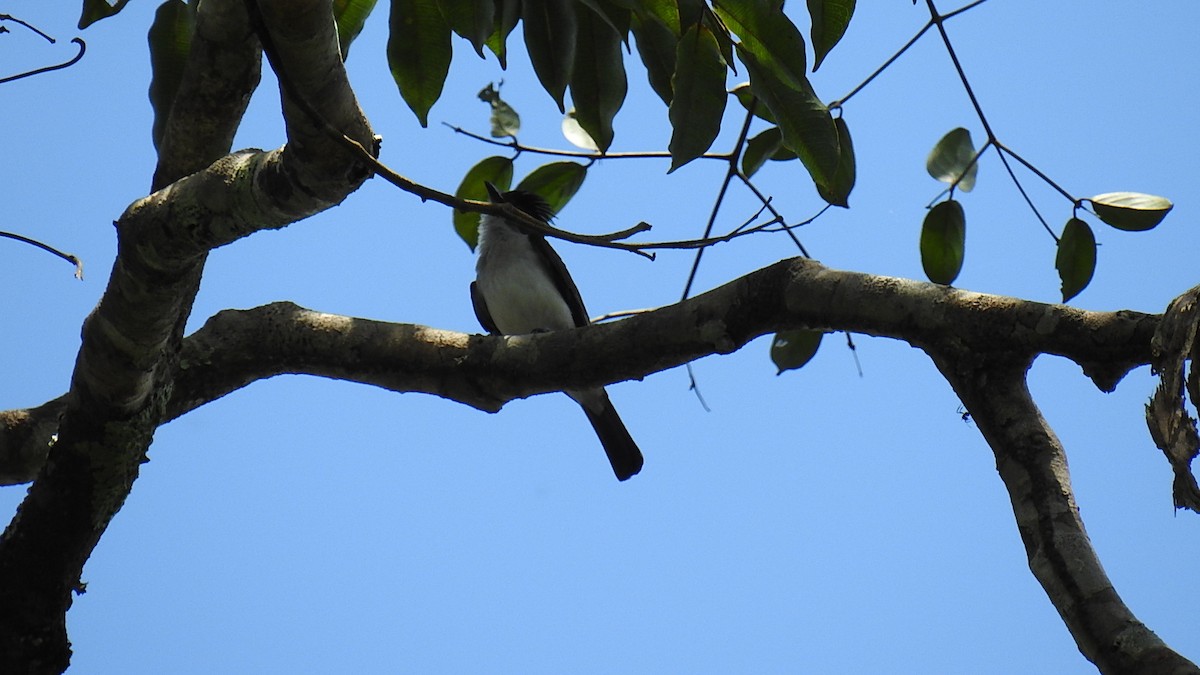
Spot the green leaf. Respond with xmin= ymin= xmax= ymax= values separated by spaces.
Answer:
xmin=484 ymin=0 xmax=521 ymax=68
xmin=334 ymin=0 xmax=379 ymax=59
xmin=1089 ymin=192 xmax=1173 ymax=232
xmin=926 ymin=127 xmax=978 ymax=192
xmin=437 ymin=0 xmax=494 ymax=57
xmin=453 ymin=156 xmax=514 ymax=250
xmin=815 ymin=116 xmax=856 ymax=207
xmin=577 ymin=0 xmax=632 ymax=45
xmin=516 ymin=162 xmax=589 ymax=215
xmin=920 ymin=200 xmax=966 ymax=285
xmin=523 ymin=0 xmax=577 ymax=112
xmin=630 ymin=12 xmax=678 ymax=105
xmin=713 ymin=0 xmax=808 ymax=89
xmin=478 ymin=83 xmax=521 ymax=138
xmin=668 ymin=23 xmax=727 ymax=172
xmin=387 ymin=0 xmax=453 ymax=127
xmin=570 ymin=2 xmax=628 ymax=153
xmin=808 ymin=0 xmax=855 ymax=72
xmin=79 ymin=0 xmax=133 ymax=29
xmin=770 ymin=329 xmax=824 ymax=374
xmin=1055 ymin=218 xmax=1096 ymax=302
xmin=738 ymin=45 xmax=839 ymax=189
xmin=147 ymin=0 xmax=195 ymax=151
xmin=742 ymin=127 xmax=784 ymax=178
xmin=730 ymin=82 xmax=776 ymax=124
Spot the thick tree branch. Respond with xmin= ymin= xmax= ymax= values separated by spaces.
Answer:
xmin=931 ymin=351 xmax=1199 ymax=674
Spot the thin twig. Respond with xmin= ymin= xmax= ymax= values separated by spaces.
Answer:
xmin=1 ymin=231 xmax=83 ymax=279
xmin=0 ymin=37 xmax=85 ymax=85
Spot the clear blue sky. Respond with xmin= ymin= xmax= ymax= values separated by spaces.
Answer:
xmin=3 ymin=2 xmax=1199 ymax=673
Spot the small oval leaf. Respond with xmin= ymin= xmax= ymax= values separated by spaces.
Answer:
xmin=1055 ymin=218 xmax=1096 ymax=302
xmin=771 ymin=329 xmax=824 ymax=374
xmin=730 ymin=83 xmax=776 ymax=124
xmin=808 ymin=0 xmax=856 ymax=72
xmin=333 ymin=0 xmax=379 ymax=59
xmin=926 ymin=127 xmax=978 ymax=192
xmin=1090 ymin=192 xmax=1173 ymax=232
xmin=453 ymin=156 xmax=514 ymax=250
xmin=516 ymin=162 xmax=588 ymax=215
xmin=920 ymin=200 xmax=966 ymax=285
xmin=742 ymin=127 xmax=784 ymax=178
xmin=815 ymin=116 xmax=856 ymax=207
xmin=562 ymin=108 xmax=599 ymax=151
xmin=387 ymin=0 xmax=453 ymax=127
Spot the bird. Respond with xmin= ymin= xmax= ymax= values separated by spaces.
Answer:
xmin=470 ymin=183 xmax=644 ymax=481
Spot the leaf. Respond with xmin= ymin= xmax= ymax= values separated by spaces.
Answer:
xmin=453 ymin=156 xmax=514 ymax=250
xmin=630 ymin=11 xmax=678 ymax=105
xmin=742 ymin=127 xmax=784 ymax=178
xmin=668 ymin=23 xmax=727 ymax=171
xmin=147 ymin=0 xmax=195 ymax=151
xmin=570 ymin=2 xmax=628 ymax=153
xmin=770 ymin=329 xmax=824 ymax=374
xmin=713 ymin=0 xmax=808 ymax=89
xmin=808 ymin=0 xmax=855 ymax=72
xmin=1090 ymin=191 xmax=1173 ymax=232
xmin=815 ymin=116 xmax=856 ymax=207
xmin=1055 ymin=218 xmax=1096 ymax=302
xmin=484 ymin=0 xmax=521 ymax=68
xmin=523 ymin=0 xmax=577 ymax=112
xmin=387 ymin=0 xmax=453 ymax=127
xmin=920 ymin=200 xmax=966 ymax=285
xmin=730 ymin=82 xmax=776 ymax=124
xmin=562 ymin=109 xmax=600 ymax=151
xmin=437 ymin=0 xmax=494 ymax=57
xmin=577 ymin=0 xmax=632 ymax=45
xmin=926 ymin=127 xmax=978 ymax=192
xmin=334 ymin=0 xmax=379 ymax=59
xmin=738 ymin=46 xmax=839 ymax=190
xmin=79 ymin=0 xmax=132 ymax=29
xmin=516 ymin=162 xmax=588 ymax=215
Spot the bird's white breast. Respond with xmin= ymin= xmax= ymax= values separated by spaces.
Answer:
xmin=476 ymin=216 xmax=575 ymax=334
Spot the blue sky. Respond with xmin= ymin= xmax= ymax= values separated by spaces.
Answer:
xmin=3 ymin=2 xmax=1199 ymax=673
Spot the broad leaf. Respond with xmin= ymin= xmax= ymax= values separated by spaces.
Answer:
xmin=668 ymin=23 xmax=727 ymax=171
xmin=516 ymin=162 xmax=588 ymax=215
xmin=926 ymin=127 xmax=978 ymax=192
xmin=79 ymin=0 xmax=132 ymax=29
xmin=770 ymin=329 xmax=824 ymax=374
xmin=630 ymin=11 xmax=678 ymax=105
xmin=808 ymin=0 xmax=855 ymax=72
xmin=920 ymin=200 xmax=966 ymax=285
xmin=484 ymin=0 xmax=521 ymax=68
xmin=730 ymin=82 xmax=776 ymax=124
xmin=387 ymin=0 xmax=452 ymax=127
xmin=1055 ymin=218 xmax=1096 ymax=302
xmin=334 ymin=0 xmax=379 ymax=59
xmin=437 ymin=0 xmax=493 ymax=57
xmin=523 ymin=0 xmax=577 ymax=112
xmin=577 ymin=0 xmax=632 ymax=45
xmin=815 ymin=116 xmax=855 ymax=207
xmin=1090 ymin=191 xmax=1173 ymax=232
xmin=453 ymin=156 xmax=514 ymax=250
xmin=570 ymin=3 xmax=628 ymax=152
xmin=713 ymin=0 xmax=808 ymax=89
xmin=742 ymin=127 xmax=784 ymax=178
xmin=148 ymin=0 xmax=195 ymax=151
xmin=738 ymin=46 xmax=839 ymax=190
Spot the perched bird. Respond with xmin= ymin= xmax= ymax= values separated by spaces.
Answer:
xmin=471 ymin=184 xmax=644 ymax=481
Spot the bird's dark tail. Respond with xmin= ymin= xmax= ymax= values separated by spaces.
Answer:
xmin=580 ymin=397 xmax=644 ymax=481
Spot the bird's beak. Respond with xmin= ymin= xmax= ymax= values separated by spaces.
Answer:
xmin=484 ymin=182 xmax=505 ymax=204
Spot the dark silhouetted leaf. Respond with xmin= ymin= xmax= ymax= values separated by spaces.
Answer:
xmin=570 ymin=3 xmax=628 ymax=152
xmin=668 ymin=23 xmax=727 ymax=171
xmin=523 ymin=0 xmax=577 ymax=112
xmin=1055 ymin=218 xmax=1096 ymax=302
xmin=738 ymin=46 xmax=839 ymax=189
xmin=484 ymin=0 xmax=521 ymax=68
xmin=79 ymin=0 xmax=132 ymax=29
xmin=454 ymin=156 xmax=514 ymax=250
xmin=816 ymin=116 xmax=855 ymax=207
xmin=742 ymin=127 xmax=784 ymax=178
xmin=148 ymin=0 xmax=194 ymax=151
xmin=713 ymin=0 xmax=808 ymax=88
xmin=334 ymin=0 xmax=379 ymax=59
xmin=630 ymin=11 xmax=678 ymax=105
xmin=730 ymin=82 xmax=776 ymax=124
xmin=770 ymin=329 xmax=824 ymax=374
xmin=926 ymin=127 xmax=978 ymax=192
xmin=516 ymin=162 xmax=588 ymax=215
xmin=808 ymin=0 xmax=855 ymax=72
xmin=920 ymin=200 xmax=966 ymax=285
xmin=388 ymin=0 xmax=452 ymax=127
xmin=437 ymin=0 xmax=494 ymax=57
xmin=1090 ymin=192 xmax=1173 ymax=231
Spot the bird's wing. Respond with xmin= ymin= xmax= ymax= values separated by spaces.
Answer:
xmin=470 ymin=280 xmax=500 ymax=334
xmin=529 ymin=234 xmax=590 ymax=328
